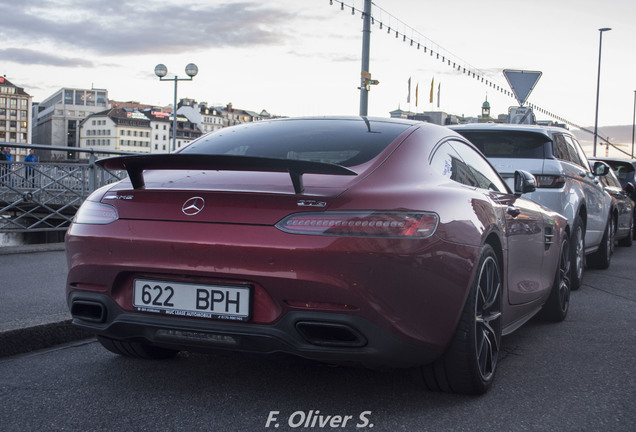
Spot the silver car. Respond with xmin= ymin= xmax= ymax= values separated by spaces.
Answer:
xmin=451 ymin=123 xmax=612 ymax=290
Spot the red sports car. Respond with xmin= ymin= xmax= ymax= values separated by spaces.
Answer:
xmin=66 ymin=117 xmax=570 ymax=394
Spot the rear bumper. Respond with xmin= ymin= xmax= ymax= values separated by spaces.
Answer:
xmin=66 ymin=219 xmax=480 ymax=368
xmin=68 ymin=291 xmax=442 ymax=368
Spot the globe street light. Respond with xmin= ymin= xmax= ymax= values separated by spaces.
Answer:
xmin=593 ymin=28 xmax=611 ymax=157
xmin=154 ymin=63 xmax=198 ymax=152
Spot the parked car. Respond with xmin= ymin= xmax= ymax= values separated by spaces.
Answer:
xmin=66 ymin=117 xmax=570 ymax=395
xmin=451 ymin=123 xmax=612 ymax=290
xmin=590 ymin=157 xmax=636 ymax=242
xmin=590 ymin=157 xmax=636 ymax=191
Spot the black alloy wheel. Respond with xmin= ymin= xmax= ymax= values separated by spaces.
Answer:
xmin=416 ymin=244 xmax=502 ymax=395
xmin=473 ymin=252 xmax=502 ymax=383
xmin=541 ymin=236 xmax=571 ymax=322
xmin=570 ymin=216 xmax=585 ymax=290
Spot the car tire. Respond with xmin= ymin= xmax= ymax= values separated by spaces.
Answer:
xmin=587 ymin=217 xmax=613 ymax=270
xmin=618 ymin=215 xmax=633 ymax=247
xmin=97 ymin=336 xmax=179 ymax=360
xmin=570 ymin=216 xmax=585 ymax=291
xmin=540 ymin=236 xmax=571 ymax=322
xmin=416 ymin=244 xmax=502 ymax=395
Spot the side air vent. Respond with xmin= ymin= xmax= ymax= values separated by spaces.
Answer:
xmin=544 ymin=226 xmax=554 ymax=250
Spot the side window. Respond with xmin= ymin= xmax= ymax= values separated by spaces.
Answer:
xmin=430 ymin=141 xmax=479 ymax=187
xmin=553 ymin=135 xmax=570 ymax=161
xmin=562 ymin=135 xmax=587 ymax=170
xmin=568 ymin=136 xmax=591 ymax=171
xmin=449 ymin=140 xmax=508 ymax=192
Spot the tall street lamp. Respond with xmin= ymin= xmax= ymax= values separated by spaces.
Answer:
xmin=593 ymin=28 xmax=611 ymax=157
xmin=154 ymin=63 xmax=198 ymax=152
xmin=632 ymin=90 xmax=636 ymax=159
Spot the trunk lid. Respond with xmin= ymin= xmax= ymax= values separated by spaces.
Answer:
xmin=99 ymin=156 xmax=362 ymax=225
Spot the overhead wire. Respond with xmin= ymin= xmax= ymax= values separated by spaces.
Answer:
xmin=329 ymin=0 xmax=621 ymax=152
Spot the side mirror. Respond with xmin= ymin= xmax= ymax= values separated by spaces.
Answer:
xmin=514 ymin=170 xmax=537 ymax=196
xmin=592 ymin=161 xmax=610 ymax=176
xmin=623 ymin=182 xmax=635 ymax=198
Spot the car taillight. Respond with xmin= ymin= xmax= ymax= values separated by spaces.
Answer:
xmin=276 ymin=211 xmax=438 ymax=238
xmin=74 ymin=201 xmax=119 ymax=224
xmin=535 ymin=175 xmax=566 ymax=188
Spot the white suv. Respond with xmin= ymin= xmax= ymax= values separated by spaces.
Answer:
xmin=451 ymin=123 xmax=612 ymax=290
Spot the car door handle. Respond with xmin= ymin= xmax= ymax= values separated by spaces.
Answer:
xmin=507 ymin=206 xmax=521 ymax=218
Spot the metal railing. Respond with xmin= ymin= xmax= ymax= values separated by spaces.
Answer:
xmin=0 ymin=143 xmax=132 ymax=233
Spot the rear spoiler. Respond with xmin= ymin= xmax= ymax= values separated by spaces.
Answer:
xmin=97 ymin=154 xmax=357 ymax=194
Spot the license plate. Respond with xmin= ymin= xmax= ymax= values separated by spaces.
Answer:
xmin=133 ymin=279 xmax=251 ymax=321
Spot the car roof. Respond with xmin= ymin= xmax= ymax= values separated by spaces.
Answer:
xmin=449 ymin=122 xmax=571 ymax=138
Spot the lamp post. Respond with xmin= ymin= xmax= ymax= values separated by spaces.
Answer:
xmin=632 ymin=90 xmax=636 ymax=159
xmin=359 ymin=0 xmax=371 ymax=116
xmin=593 ymin=28 xmax=611 ymax=157
xmin=154 ymin=63 xmax=198 ymax=152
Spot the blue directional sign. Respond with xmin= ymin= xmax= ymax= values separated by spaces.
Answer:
xmin=503 ymin=70 xmax=542 ymax=106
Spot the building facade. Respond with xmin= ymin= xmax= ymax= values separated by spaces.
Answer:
xmin=217 ymin=103 xmax=262 ymax=127
xmin=0 ymin=76 xmax=32 ymax=161
xmin=80 ymin=108 xmax=151 ymax=156
xmin=33 ymin=87 xmax=109 ymax=159
xmin=143 ymin=109 xmax=172 ymax=153
xmin=177 ymin=99 xmax=224 ymax=135
xmin=389 ymin=107 xmax=459 ymax=125
xmin=172 ymin=113 xmax=203 ymax=151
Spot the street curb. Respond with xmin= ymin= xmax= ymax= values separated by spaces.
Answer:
xmin=0 ymin=242 xmax=66 ymax=255
xmin=0 ymin=320 xmax=94 ymax=358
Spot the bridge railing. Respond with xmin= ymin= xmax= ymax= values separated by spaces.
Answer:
xmin=1 ymin=143 xmax=133 ymax=233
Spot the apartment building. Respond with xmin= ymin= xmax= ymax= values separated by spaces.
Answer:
xmin=143 ymin=109 xmax=172 ymax=153
xmin=80 ymin=108 xmax=151 ymax=155
xmin=218 ymin=102 xmax=262 ymax=127
xmin=177 ymin=99 xmax=224 ymax=135
xmin=0 ymin=76 xmax=32 ymax=161
xmin=172 ymin=113 xmax=203 ymax=151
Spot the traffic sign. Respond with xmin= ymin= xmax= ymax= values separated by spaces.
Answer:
xmin=508 ymin=106 xmax=536 ymax=124
xmin=503 ymin=70 xmax=542 ymax=106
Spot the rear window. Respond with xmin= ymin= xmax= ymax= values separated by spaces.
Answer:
xmin=454 ymin=130 xmax=548 ymax=159
xmin=180 ymin=118 xmax=412 ymax=167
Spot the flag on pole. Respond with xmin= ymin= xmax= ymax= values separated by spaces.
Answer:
xmin=437 ymin=83 xmax=441 ymax=108
xmin=429 ymin=78 xmax=434 ymax=103
xmin=415 ymin=83 xmax=419 ymax=107
xmin=407 ymin=77 xmax=411 ymax=104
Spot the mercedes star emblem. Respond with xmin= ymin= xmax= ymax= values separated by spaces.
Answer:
xmin=182 ymin=197 xmax=205 ymax=216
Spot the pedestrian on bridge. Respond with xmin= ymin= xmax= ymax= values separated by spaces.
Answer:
xmin=24 ymin=149 xmax=37 ymax=187
xmin=1 ymin=147 xmax=10 ymax=185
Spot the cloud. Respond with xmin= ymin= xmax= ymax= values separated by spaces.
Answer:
xmin=0 ymin=0 xmax=294 ymax=57
xmin=0 ymin=48 xmax=94 ymax=67
xmin=287 ymin=50 xmax=358 ymax=63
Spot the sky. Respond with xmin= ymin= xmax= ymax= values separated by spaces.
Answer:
xmin=2 ymin=0 xmax=635 ymax=142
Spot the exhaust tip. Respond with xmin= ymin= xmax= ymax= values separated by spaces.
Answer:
xmin=71 ymin=300 xmax=107 ymax=323
xmin=295 ymin=321 xmax=367 ymax=347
